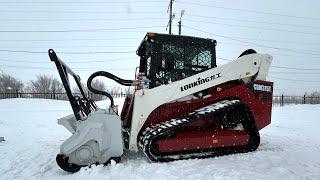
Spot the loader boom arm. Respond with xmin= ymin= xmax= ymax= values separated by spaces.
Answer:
xmin=49 ymin=49 xmax=97 ymax=120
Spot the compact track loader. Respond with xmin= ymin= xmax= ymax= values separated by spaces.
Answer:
xmin=49 ymin=33 xmax=273 ymax=173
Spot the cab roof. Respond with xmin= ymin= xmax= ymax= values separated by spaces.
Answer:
xmin=136 ymin=32 xmax=216 ymax=56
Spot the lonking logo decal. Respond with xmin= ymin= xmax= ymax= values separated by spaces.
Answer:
xmin=253 ymin=84 xmax=272 ymax=92
xmin=180 ymin=73 xmax=221 ymax=92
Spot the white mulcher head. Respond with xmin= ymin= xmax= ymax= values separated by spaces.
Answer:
xmin=57 ymin=109 xmax=124 ymax=172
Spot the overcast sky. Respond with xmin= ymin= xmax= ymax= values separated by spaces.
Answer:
xmin=0 ymin=0 xmax=320 ymax=95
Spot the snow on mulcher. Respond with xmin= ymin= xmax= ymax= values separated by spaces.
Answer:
xmin=48 ymin=33 xmax=273 ymax=173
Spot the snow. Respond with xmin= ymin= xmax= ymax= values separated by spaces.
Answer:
xmin=0 ymin=98 xmax=319 ymax=180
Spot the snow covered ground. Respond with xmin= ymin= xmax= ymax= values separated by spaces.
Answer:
xmin=0 ymin=98 xmax=319 ymax=180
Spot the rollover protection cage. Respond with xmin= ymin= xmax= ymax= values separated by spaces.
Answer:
xmin=137 ymin=33 xmax=217 ymax=88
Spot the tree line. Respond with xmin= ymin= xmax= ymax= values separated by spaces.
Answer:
xmin=0 ymin=73 xmax=130 ymax=100
xmin=1 ymin=72 xmax=320 ymax=104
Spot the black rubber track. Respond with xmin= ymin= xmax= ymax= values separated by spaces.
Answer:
xmin=139 ymin=99 xmax=260 ymax=162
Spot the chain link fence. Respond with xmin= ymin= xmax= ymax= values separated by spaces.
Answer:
xmin=0 ymin=91 xmax=128 ymax=101
xmin=1 ymin=91 xmax=320 ymax=106
xmin=273 ymin=95 xmax=320 ymax=106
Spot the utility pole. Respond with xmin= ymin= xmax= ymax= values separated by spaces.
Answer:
xmin=178 ymin=21 xmax=181 ymax=35
xmin=178 ymin=10 xmax=185 ymax=35
xmin=167 ymin=0 xmax=174 ymax=34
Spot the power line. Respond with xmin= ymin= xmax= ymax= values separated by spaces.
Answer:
xmin=271 ymin=66 xmax=320 ymax=71
xmin=0 ymin=10 xmax=164 ymax=14
xmin=184 ymin=26 xmax=320 ymax=56
xmin=0 ymin=49 xmax=136 ymax=54
xmin=3 ymin=63 xmax=320 ymax=80
xmin=0 ymin=45 xmax=135 ymax=48
xmin=177 ymin=1 xmax=320 ymax=21
xmin=269 ymin=76 xmax=320 ymax=83
xmin=184 ymin=19 xmax=320 ymax=36
xmin=0 ymin=44 xmax=136 ymax=49
xmin=217 ymin=57 xmax=232 ymax=62
xmin=2 ymin=59 xmax=320 ymax=80
xmin=217 ymin=48 xmax=320 ymax=59
xmin=0 ymin=17 xmax=166 ymax=22
xmin=270 ymin=71 xmax=320 ymax=74
xmin=218 ymin=37 xmax=320 ymax=47
xmin=0 ymin=58 xmax=137 ymax=64
xmin=0 ymin=1 xmax=164 ymax=4
xmin=1 ymin=37 xmax=319 ymax=49
xmin=217 ymin=57 xmax=320 ymax=71
xmin=270 ymin=53 xmax=320 ymax=59
xmin=0 ymin=38 xmax=141 ymax=42
xmin=187 ymin=14 xmax=320 ymax=29
xmin=0 ymin=26 xmax=164 ymax=33
xmin=0 ymin=64 xmax=132 ymax=71
xmin=0 ymin=1 xmax=166 ymax=7
xmin=3 ymin=16 xmax=317 ymax=36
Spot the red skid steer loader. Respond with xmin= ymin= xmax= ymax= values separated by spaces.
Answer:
xmin=49 ymin=33 xmax=273 ymax=172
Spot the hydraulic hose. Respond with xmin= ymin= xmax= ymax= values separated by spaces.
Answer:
xmin=87 ymin=71 xmax=137 ymax=107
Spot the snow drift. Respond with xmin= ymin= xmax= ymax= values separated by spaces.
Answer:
xmin=0 ymin=98 xmax=319 ymax=180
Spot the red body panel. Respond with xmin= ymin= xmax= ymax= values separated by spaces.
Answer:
xmin=121 ymin=80 xmax=273 ymax=151
xmin=140 ymin=80 xmax=273 ymax=130
xmin=157 ymin=130 xmax=250 ymax=153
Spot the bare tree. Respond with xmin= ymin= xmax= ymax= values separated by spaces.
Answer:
xmin=310 ymin=91 xmax=320 ymax=97
xmin=72 ymin=82 xmax=88 ymax=94
xmin=125 ymin=87 xmax=133 ymax=95
xmin=0 ymin=73 xmax=23 ymax=93
xmin=74 ymin=80 xmax=106 ymax=101
xmin=308 ymin=91 xmax=320 ymax=104
xmin=51 ymin=78 xmax=64 ymax=94
xmin=109 ymin=86 xmax=120 ymax=95
xmin=90 ymin=79 xmax=106 ymax=101
xmin=26 ymin=75 xmax=64 ymax=98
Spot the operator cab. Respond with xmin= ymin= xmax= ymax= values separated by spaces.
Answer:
xmin=137 ymin=32 xmax=217 ymax=88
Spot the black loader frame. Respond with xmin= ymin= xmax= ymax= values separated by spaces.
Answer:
xmin=48 ymin=49 xmax=97 ymax=120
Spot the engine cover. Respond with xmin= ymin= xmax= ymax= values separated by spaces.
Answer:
xmin=58 ymin=109 xmax=123 ymax=166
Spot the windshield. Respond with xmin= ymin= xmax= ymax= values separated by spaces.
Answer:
xmin=137 ymin=34 xmax=216 ymax=88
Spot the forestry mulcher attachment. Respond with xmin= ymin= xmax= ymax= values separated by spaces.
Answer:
xmin=49 ymin=33 xmax=273 ymax=173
